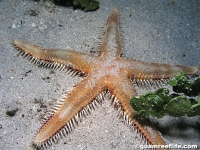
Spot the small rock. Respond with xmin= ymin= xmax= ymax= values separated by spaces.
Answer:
xmin=6 ymin=102 xmax=19 ymax=117
xmin=31 ymin=23 xmax=36 ymax=27
xmin=12 ymin=24 xmax=16 ymax=28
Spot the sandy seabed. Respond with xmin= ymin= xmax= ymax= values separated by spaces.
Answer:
xmin=0 ymin=0 xmax=200 ymax=149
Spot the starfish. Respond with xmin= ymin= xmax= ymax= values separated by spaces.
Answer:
xmin=14 ymin=8 xmax=198 ymax=149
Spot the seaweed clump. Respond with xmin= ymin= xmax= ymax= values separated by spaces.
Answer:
xmin=130 ymin=70 xmax=200 ymax=118
xmin=53 ymin=0 xmax=99 ymax=11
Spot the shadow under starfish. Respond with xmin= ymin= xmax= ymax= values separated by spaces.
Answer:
xmin=13 ymin=8 xmax=198 ymax=149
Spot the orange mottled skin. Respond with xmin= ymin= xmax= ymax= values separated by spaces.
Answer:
xmin=14 ymin=8 xmax=198 ymax=149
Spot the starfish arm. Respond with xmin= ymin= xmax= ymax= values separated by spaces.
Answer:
xmin=100 ymin=8 xmax=122 ymax=58
xmin=125 ymin=59 xmax=198 ymax=79
xmin=34 ymin=75 xmax=105 ymax=146
xmin=13 ymin=39 xmax=95 ymax=73
xmin=107 ymin=75 xmax=166 ymax=146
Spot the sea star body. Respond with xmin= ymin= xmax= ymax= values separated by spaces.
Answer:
xmin=14 ymin=8 xmax=198 ymax=149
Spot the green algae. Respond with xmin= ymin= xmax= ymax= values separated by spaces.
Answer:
xmin=130 ymin=71 xmax=200 ymax=118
